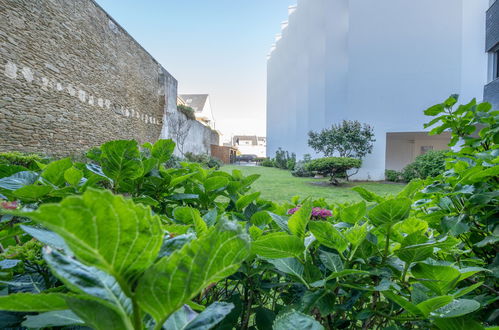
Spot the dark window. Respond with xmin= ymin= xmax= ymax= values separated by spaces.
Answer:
xmin=496 ymin=49 xmax=499 ymax=79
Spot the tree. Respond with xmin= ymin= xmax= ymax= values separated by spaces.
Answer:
xmin=168 ymin=110 xmax=192 ymax=156
xmin=307 ymin=120 xmax=375 ymax=159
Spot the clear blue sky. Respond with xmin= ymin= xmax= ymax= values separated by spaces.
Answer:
xmin=96 ymin=0 xmax=294 ymax=139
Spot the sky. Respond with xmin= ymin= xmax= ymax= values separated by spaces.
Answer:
xmin=96 ymin=0 xmax=294 ymax=141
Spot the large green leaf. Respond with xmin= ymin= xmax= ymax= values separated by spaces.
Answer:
xmin=319 ymin=251 xmax=343 ymax=272
xmin=66 ymin=296 xmax=133 ymax=330
xmin=432 ymin=316 xmax=484 ymax=330
xmin=0 ymin=293 xmax=70 ymax=311
xmin=344 ymin=222 xmax=368 ymax=247
xmin=164 ymin=302 xmax=234 ymax=330
xmin=266 ymin=258 xmax=307 ymax=286
xmin=339 ymin=201 xmax=366 ymax=224
xmin=204 ymin=176 xmax=229 ymax=192
xmin=309 ymin=221 xmax=348 ymax=253
xmin=41 ymin=158 xmax=73 ymax=186
xmin=26 ymin=189 xmax=163 ymax=284
xmin=236 ymin=192 xmax=260 ymax=211
xmin=252 ymin=232 xmax=305 ymax=258
xmin=100 ymin=140 xmax=144 ymax=184
xmin=64 ymin=166 xmax=84 ymax=186
xmin=0 ymin=171 xmax=38 ymax=190
xmin=368 ymin=198 xmax=412 ymax=226
xmin=12 ymin=184 xmax=52 ymax=201
xmin=43 ymin=247 xmax=133 ymax=319
xmin=288 ymin=201 xmax=312 ymax=239
xmin=152 ymin=139 xmax=176 ymax=163
xmin=273 ymin=310 xmax=324 ymax=330
xmin=382 ymin=292 xmax=421 ymax=316
xmin=136 ymin=221 xmax=250 ymax=324
xmin=22 ymin=310 xmax=84 ymax=328
xmin=411 ymin=263 xmax=461 ymax=295
xmin=431 ymin=299 xmax=481 ymax=318
xmin=351 ymin=187 xmax=384 ymax=203
xmin=0 ymin=164 xmax=28 ymax=179
xmin=416 ymin=296 xmax=453 ymax=317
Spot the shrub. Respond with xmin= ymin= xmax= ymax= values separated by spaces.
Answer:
xmin=306 ymin=157 xmax=361 ymax=184
xmin=177 ymin=104 xmax=196 ymax=120
xmin=0 ymin=151 xmax=49 ymax=170
xmin=401 ymin=149 xmax=448 ymax=182
xmin=185 ymin=152 xmax=222 ymax=169
xmin=286 ymin=154 xmax=296 ymax=170
xmin=385 ymin=169 xmax=402 ymax=182
xmin=260 ymin=158 xmax=274 ymax=167
xmin=291 ymin=160 xmax=314 ymax=177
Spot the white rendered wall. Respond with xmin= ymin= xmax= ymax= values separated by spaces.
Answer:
xmin=267 ymin=0 xmax=488 ymax=180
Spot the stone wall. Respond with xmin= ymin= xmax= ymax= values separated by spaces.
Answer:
xmin=0 ymin=0 xmax=177 ymax=156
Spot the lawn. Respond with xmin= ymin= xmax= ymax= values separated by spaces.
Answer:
xmin=222 ymin=165 xmax=405 ymax=204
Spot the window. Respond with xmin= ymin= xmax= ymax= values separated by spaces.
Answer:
xmin=495 ymin=49 xmax=499 ymax=80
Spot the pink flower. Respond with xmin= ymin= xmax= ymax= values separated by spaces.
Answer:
xmin=287 ymin=206 xmax=332 ymax=220
xmin=1 ymin=201 xmax=18 ymax=210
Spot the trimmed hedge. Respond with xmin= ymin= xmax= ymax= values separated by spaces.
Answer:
xmin=401 ymin=150 xmax=448 ymax=182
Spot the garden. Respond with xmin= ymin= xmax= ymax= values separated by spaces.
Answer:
xmin=0 ymin=96 xmax=497 ymax=329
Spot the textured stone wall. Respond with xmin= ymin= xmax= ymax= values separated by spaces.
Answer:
xmin=0 ymin=0 xmax=177 ymax=156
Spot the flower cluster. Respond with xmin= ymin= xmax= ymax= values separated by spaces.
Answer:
xmin=0 ymin=201 xmax=18 ymax=210
xmin=287 ymin=206 xmax=332 ymax=220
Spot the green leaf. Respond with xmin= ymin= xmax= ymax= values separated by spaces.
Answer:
xmin=288 ymin=201 xmax=312 ymax=239
xmin=266 ymin=258 xmax=306 ymax=284
xmin=66 ymin=296 xmax=133 ymax=330
xmin=352 ymin=187 xmax=384 ymax=203
xmin=269 ymin=213 xmax=290 ymax=233
xmin=100 ymin=140 xmax=143 ymax=184
xmin=252 ymin=232 xmax=305 ymax=258
xmin=41 ymin=158 xmax=73 ymax=186
xmin=339 ymin=201 xmax=366 ymax=224
xmin=368 ymin=198 xmax=412 ymax=226
xmin=452 ymin=282 xmax=483 ymax=298
xmin=152 ymin=139 xmax=176 ymax=163
xmin=142 ymin=158 xmax=159 ymax=175
xmin=431 ymin=299 xmax=481 ymax=318
xmin=382 ymin=291 xmax=421 ymax=316
xmin=64 ymin=166 xmax=84 ymax=186
xmin=43 ymin=247 xmax=133 ymax=318
xmin=204 ymin=177 xmax=229 ymax=192
xmin=0 ymin=293 xmax=70 ymax=311
xmin=26 ymin=188 xmax=163 ymax=284
xmin=22 ymin=310 xmax=84 ymax=328
xmin=416 ymin=296 xmax=453 ymax=317
xmin=319 ymin=251 xmax=343 ymax=272
xmin=236 ymin=192 xmax=260 ymax=211
xmin=191 ymin=209 xmax=208 ymax=236
xmin=0 ymin=171 xmax=38 ymax=190
xmin=411 ymin=263 xmax=461 ymax=295
xmin=309 ymin=221 xmax=348 ymax=253
xmin=136 ymin=221 xmax=250 ymax=324
xmin=311 ymin=269 xmax=370 ymax=287
xmin=344 ymin=222 xmax=368 ymax=247
xmin=424 ymin=104 xmax=445 ymax=116
xmin=170 ymin=173 xmax=196 ymax=188
xmin=273 ymin=310 xmax=324 ymax=330
xmin=165 ymin=302 xmax=234 ymax=330
xmin=0 ymin=164 xmax=28 ymax=179
xmin=12 ymin=185 xmax=52 ymax=201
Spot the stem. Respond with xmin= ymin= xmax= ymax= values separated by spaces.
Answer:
xmin=401 ymin=262 xmax=410 ymax=282
xmin=382 ymin=226 xmax=392 ymax=263
xmin=132 ymin=297 xmax=142 ymax=330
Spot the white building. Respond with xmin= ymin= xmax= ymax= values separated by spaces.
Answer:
xmin=179 ymin=94 xmax=216 ymax=129
xmin=267 ymin=0 xmax=489 ymax=180
xmin=232 ymin=135 xmax=267 ymax=157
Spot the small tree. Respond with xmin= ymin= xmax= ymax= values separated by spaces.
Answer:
xmin=308 ymin=120 xmax=375 ymax=159
xmin=168 ymin=110 xmax=192 ymax=156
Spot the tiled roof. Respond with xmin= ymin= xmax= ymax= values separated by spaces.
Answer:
xmin=178 ymin=94 xmax=208 ymax=113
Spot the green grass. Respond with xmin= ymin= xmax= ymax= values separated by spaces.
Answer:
xmin=222 ymin=165 xmax=405 ymax=204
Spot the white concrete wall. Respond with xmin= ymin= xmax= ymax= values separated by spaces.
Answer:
xmin=267 ymin=0 xmax=489 ymax=180
xmin=161 ymin=108 xmax=211 ymax=156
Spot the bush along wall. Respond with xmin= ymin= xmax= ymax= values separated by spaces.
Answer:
xmin=0 ymin=96 xmax=496 ymax=329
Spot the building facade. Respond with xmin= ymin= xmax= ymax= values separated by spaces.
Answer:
xmin=267 ymin=0 xmax=490 ymax=180
xmin=485 ymin=0 xmax=499 ymax=108
xmin=232 ymin=135 xmax=267 ymax=157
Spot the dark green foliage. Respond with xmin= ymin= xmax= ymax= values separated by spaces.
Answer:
xmin=384 ymin=169 xmax=402 ymax=182
xmin=308 ymin=120 xmax=375 ymax=159
xmin=306 ymin=157 xmax=361 ymax=184
xmin=0 ymin=151 xmax=49 ymax=170
xmin=185 ymin=152 xmax=223 ymax=169
xmin=291 ymin=161 xmax=314 ymax=177
xmin=177 ymin=104 xmax=196 ymax=120
xmin=401 ymin=150 xmax=448 ymax=182
xmin=260 ymin=158 xmax=274 ymax=167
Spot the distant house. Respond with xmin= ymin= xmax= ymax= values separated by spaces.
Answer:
xmin=232 ymin=135 xmax=266 ymax=157
xmin=178 ymin=94 xmax=215 ymax=129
